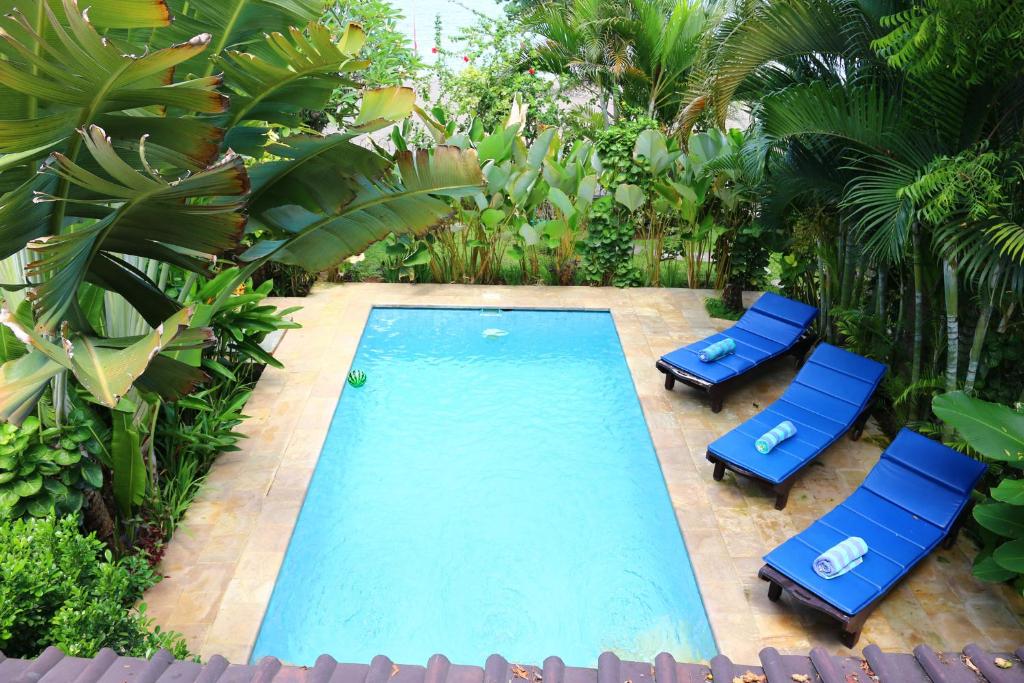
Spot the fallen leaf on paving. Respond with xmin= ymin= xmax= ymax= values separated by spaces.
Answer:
xmin=791 ymin=675 xmax=810 ymax=682
xmin=996 ymin=657 xmax=1013 ymax=669
xmin=731 ymin=673 xmax=765 ymax=683
xmin=963 ymin=656 xmax=980 ymax=674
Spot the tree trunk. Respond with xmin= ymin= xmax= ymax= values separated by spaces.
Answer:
xmin=942 ymin=259 xmax=959 ymax=393
xmin=875 ymin=268 xmax=887 ymax=318
xmin=817 ymin=251 xmax=831 ymax=342
xmin=964 ymin=264 xmax=1001 ymax=394
xmin=83 ymin=487 xmax=116 ymax=546
xmin=722 ymin=282 xmax=744 ymax=312
xmin=910 ymin=224 xmax=924 ymax=419
xmin=599 ymin=87 xmax=610 ymax=127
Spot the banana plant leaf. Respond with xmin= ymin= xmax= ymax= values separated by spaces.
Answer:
xmin=111 ymin=408 xmax=144 ymax=515
xmin=242 ymin=146 xmax=484 ymax=272
xmin=0 ymin=306 xmax=214 ymax=422
xmin=0 ymin=0 xmax=223 ymax=177
xmin=216 ymin=22 xmax=370 ymax=154
xmin=26 ymin=125 xmax=248 ymax=331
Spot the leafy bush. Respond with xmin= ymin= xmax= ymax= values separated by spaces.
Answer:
xmin=932 ymin=392 xmax=1023 ymax=590
xmin=0 ymin=516 xmax=188 ymax=658
xmin=0 ymin=412 xmax=105 ymax=520
xmin=704 ymin=297 xmax=743 ymax=321
xmin=580 ymin=195 xmax=642 ymax=287
xmin=430 ymin=11 xmax=566 ymax=137
xmin=592 ymin=116 xmax=660 ymax=188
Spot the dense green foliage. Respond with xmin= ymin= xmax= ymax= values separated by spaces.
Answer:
xmin=0 ymin=412 xmax=104 ymax=519
xmin=2 ymin=0 xmax=1024 ymax=657
xmin=0 ymin=516 xmax=187 ymax=658
xmin=933 ymin=392 xmax=1024 ymax=587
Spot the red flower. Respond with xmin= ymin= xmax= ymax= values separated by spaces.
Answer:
xmin=431 ymin=47 xmax=438 ymax=54
xmin=528 ymin=68 xmax=535 ymax=75
xmin=463 ymin=55 xmax=470 ymax=62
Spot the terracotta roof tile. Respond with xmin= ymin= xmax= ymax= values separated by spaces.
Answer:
xmin=2 ymin=645 xmax=1023 ymax=683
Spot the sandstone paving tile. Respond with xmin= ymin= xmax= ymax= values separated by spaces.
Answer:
xmin=168 ymin=591 xmax=223 ymax=626
xmin=160 ymin=621 xmax=210 ymax=655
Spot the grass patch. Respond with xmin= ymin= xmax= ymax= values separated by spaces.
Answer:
xmin=705 ymin=296 xmax=743 ymax=320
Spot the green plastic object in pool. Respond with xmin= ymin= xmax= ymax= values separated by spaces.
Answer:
xmin=347 ymin=370 xmax=366 ymax=387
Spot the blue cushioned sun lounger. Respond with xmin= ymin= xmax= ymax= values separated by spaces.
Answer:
xmin=705 ymin=343 xmax=886 ymax=509
xmin=656 ymin=293 xmax=818 ymax=412
xmin=758 ymin=428 xmax=987 ymax=646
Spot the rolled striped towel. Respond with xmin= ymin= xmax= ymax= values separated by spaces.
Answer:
xmin=698 ymin=337 xmax=736 ymax=362
xmin=755 ymin=420 xmax=797 ymax=454
xmin=813 ymin=537 xmax=868 ymax=579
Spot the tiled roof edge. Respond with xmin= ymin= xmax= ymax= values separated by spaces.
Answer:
xmin=1 ymin=645 xmax=1022 ymax=683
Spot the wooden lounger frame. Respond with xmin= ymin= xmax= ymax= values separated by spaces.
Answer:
xmin=705 ymin=399 xmax=874 ymax=510
xmin=656 ymin=333 xmax=817 ymax=413
xmin=757 ymin=506 xmax=972 ymax=647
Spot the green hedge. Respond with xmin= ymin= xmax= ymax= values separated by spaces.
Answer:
xmin=0 ymin=516 xmax=188 ymax=658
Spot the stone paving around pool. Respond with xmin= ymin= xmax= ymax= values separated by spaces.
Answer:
xmin=144 ymin=283 xmax=1024 ymax=665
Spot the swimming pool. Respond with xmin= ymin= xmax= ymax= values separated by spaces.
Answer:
xmin=252 ymin=307 xmax=716 ymax=666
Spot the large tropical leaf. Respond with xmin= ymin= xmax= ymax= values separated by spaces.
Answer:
xmin=160 ymin=0 xmax=327 ymax=74
xmin=26 ymin=126 xmax=248 ymax=331
xmin=0 ymin=305 xmax=213 ymax=421
xmin=703 ymin=0 xmax=869 ymax=126
xmin=217 ymin=21 xmax=369 ymax=154
xmin=761 ymin=82 xmax=922 ymax=162
xmin=111 ymin=409 xmax=144 ymax=515
xmin=933 ymin=391 xmax=1024 ymax=464
xmin=841 ymin=152 xmax=918 ymax=264
xmin=0 ymin=0 xmax=224 ymax=175
xmin=242 ymin=146 xmax=484 ymax=272
xmin=0 ymin=0 xmax=173 ymax=30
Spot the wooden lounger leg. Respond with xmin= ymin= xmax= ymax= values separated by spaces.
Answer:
xmin=711 ymin=459 xmax=726 ymax=481
xmin=708 ymin=386 xmax=724 ymax=413
xmin=767 ymin=581 xmax=783 ymax=602
xmin=840 ymin=626 xmax=862 ymax=648
xmin=840 ymin=610 xmax=871 ymax=648
xmin=850 ymin=410 xmax=870 ymax=441
xmin=943 ymin=504 xmax=972 ymax=549
xmin=664 ymin=373 xmax=676 ymax=390
xmin=773 ymin=480 xmax=794 ymax=510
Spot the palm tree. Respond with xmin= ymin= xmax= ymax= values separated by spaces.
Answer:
xmin=526 ymin=0 xmax=713 ymax=125
xmin=527 ymin=0 xmax=635 ymax=124
xmin=689 ymin=0 xmax=1024 ymax=406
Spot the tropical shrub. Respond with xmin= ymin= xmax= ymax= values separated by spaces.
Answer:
xmin=526 ymin=0 xmax=713 ymax=125
xmin=0 ymin=412 xmax=105 ymax=520
xmin=689 ymin=0 xmax=1024 ymax=422
xmin=318 ymin=0 xmax=424 ymax=124
xmin=580 ymin=195 xmax=642 ymax=287
xmin=0 ymin=516 xmax=188 ymax=658
xmin=399 ymin=98 xmax=601 ymax=286
xmin=933 ymin=392 xmax=1023 ymax=590
xmin=430 ymin=11 xmax=567 ymax=137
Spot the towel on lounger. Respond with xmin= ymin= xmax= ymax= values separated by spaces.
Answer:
xmin=814 ymin=537 xmax=868 ymax=579
xmin=755 ymin=420 xmax=797 ymax=454
xmin=698 ymin=338 xmax=736 ymax=362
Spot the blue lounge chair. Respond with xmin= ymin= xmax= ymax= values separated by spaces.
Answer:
xmin=758 ymin=429 xmax=987 ymax=646
xmin=705 ymin=343 xmax=886 ymax=509
xmin=656 ymin=293 xmax=818 ymax=412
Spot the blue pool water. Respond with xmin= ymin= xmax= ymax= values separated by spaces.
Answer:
xmin=252 ymin=307 xmax=716 ymax=666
